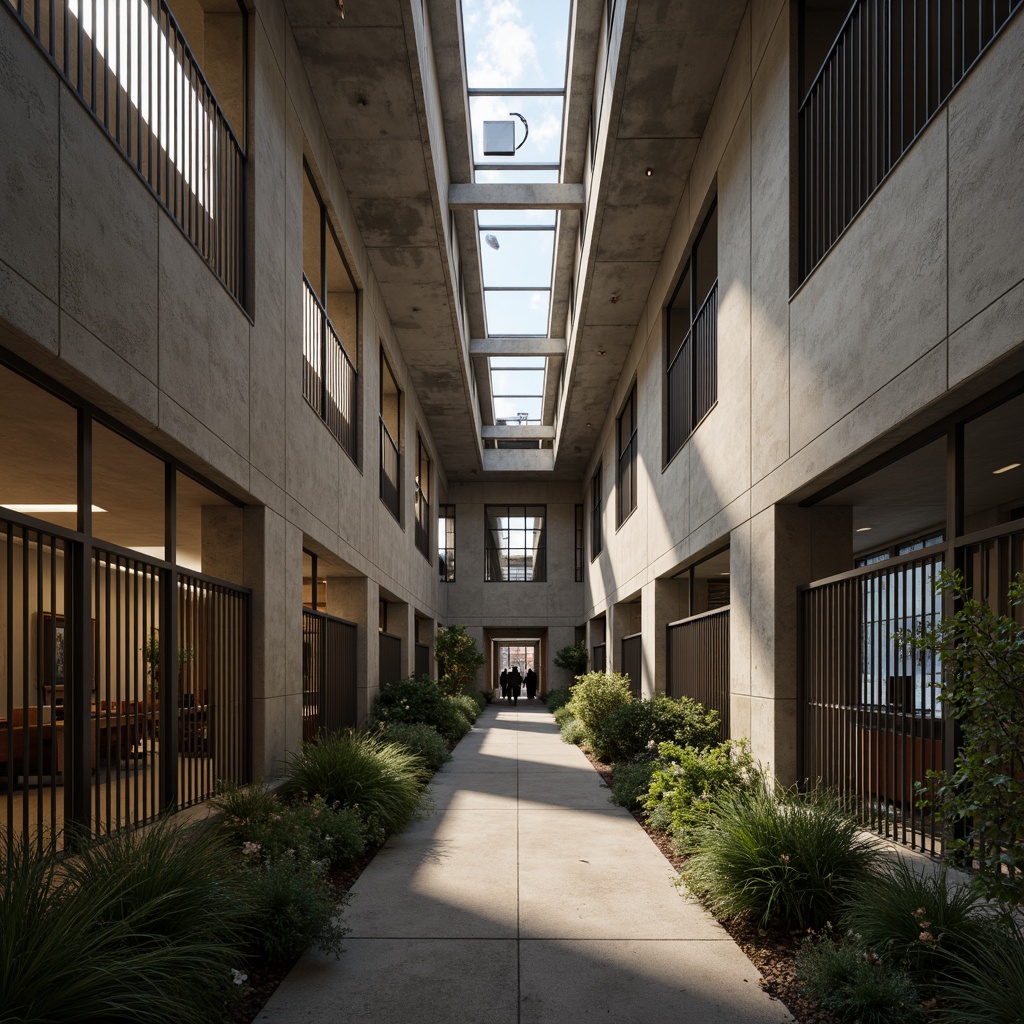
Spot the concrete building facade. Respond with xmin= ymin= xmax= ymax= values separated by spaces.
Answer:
xmin=2 ymin=0 xmax=1023 ymax=853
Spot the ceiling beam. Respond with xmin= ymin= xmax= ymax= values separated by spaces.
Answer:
xmin=481 ymin=425 xmax=557 ymax=439
xmin=482 ymin=448 xmax=555 ymax=472
xmin=470 ymin=337 xmax=567 ymax=357
xmin=448 ymin=183 xmax=585 ymax=210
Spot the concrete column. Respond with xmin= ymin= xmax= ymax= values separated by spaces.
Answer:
xmin=742 ymin=505 xmax=852 ymax=784
xmin=199 ymin=506 xmax=244 ymax=583
xmin=243 ymin=506 xmax=297 ymax=780
xmin=391 ymin=602 xmax=415 ymax=679
xmin=329 ymin=576 xmax=379 ymax=725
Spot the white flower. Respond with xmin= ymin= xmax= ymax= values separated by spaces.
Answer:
xmin=231 ymin=969 xmax=248 ymax=986
xmin=242 ymin=841 xmax=261 ymax=856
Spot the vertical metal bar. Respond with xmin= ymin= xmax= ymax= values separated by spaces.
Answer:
xmin=160 ymin=463 xmax=177 ymax=812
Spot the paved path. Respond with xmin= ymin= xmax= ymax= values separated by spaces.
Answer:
xmin=258 ymin=700 xmax=793 ymax=1024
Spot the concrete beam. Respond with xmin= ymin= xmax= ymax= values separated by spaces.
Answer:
xmin=482 ymin=448 xmax=556 ymax=472
xmin=448 ymin=183 xmax=586 ymax=210
xmin=481 ymin=425 xmax=557 ymax=440
xmin=470 ymin=337 xmax=567 ymax=357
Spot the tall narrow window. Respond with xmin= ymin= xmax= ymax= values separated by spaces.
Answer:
xmin=414 ymin=433 xmax=432 ymax=560
xmin=666 ymin=199 xmax=718 ymax=463
xmin=379 ymin=352 xmax=401 ymax=522
xmin=574 ymin=504 xmax=584 ymax=582
xmin=439 ymin=504 xmax=456 ymax=582
xmin=591 ymin=463 xmax=603 ymax=559
xmin=617 ymin=385 xmax=637 ymax=527
xmin=303 ymin=163 xmax=359 ymax=462
xmin=484 ymin=506 xmax=546 ymax=582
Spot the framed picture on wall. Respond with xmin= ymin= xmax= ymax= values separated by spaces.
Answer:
xmin=41 ymin=613 xmax=98 ymax=693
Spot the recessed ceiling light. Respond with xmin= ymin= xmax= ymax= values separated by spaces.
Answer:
xmin=993 ymin=463 xmax=1021 ymax=475
xmin=856 ymin=526 xmax=872 ymax=532
xmin=3 ymin=503 xmax=106 ymax=513
xmin=720 ymin=571 xmax=730 ymax=576
xmin=645 ymin=167 xmax=653 ymax=177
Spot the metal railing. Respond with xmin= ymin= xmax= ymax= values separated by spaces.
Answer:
xmin=800 ymin=548 xmax=945 ymax=855
xmin=303 ymin=276 xmax=358 ymax=461
xmin=666 ymin=606 xmax=730 ymax=739
xmin=5 ymin=0 xmax=247 ymax=302
xmin=620 ymin=632 xmax=642 ymax=697
xmin=379 ymin=418 xmax=400 ymax=521
xmin=799 ymin=0 xmax=1022 ymax=279
xmin=667 ymin=282 xmax=717 ymax=458
xmin=414 ymin=492 xmax=430 ymax=559
xmin=302 ymin=609 xmax=357 ymax=741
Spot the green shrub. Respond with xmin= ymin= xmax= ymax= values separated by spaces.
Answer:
xmin=552 ymin=705 xmax=575 ymax=729
xmin=553 ymin=640 xmax=588 ymax=677
xmin=379 ymin=722 xmax=452 ymax=773
xmin=434 ymin=624 xmax=486 ymax=694
xmin=796 ymin=931 xmax=923 ymax=1024
xmin=644 ymin=740 xmax=756 ymax=843
xmin=684 ymin=780 xmax=881 ymax=929
xmin=565 ymin=671 xmax=633 ymax=741
xmin=561 ymin=716 xmax=586 ymax=746
xmin=841 ymin=857 xmax=993 ymax=983
xmin=0 ymin=824 xmax=250 ymax=1024
xmin=281 ymin=730 xmax=428 ymax=836
xmin=468 ymin=689 xmax=489 ymax=711
xmin=451 ymin=692 xmax=481 ymax=724
xmin=933 ymin=919 xmax=1024 ymax=1023
xmin=544 ymin=687 xmax=573 ymax=712
xmin=241 ymin=854 xmax=348 ymax=962
xmin=373 ymin=677 xmax=471 ymax=744
xmin=610 ymin=759 xmax=658 ymax=810
xmin=213 ymin=782 xmax=366 ymax=868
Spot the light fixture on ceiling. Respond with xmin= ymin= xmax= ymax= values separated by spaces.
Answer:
xmin=356 ymin=95 xmax=367 ymax=107
xmin=412 ymin=306 xmax=421 ymax=312
xmin=645 ymin=167 xmax=653 ymax=177
xmin=610 ymin=294 xmax=619 ymax=304
xmin=856 ymin=526 xmax=872 ymax=532
xmin=484 ymin=234 xmax=500 ymax=250
xmin=720 ymin=571 xmax=730 ymax=576
xmin=596 ymin=349 xmax=605 ymax=356
xmin=3 ymin=503 xmax=106 ymax=513
xmin=337 ymin=0 xmax=344 ymax=18
xmin=993 ymin=462 xmax=1021 ymax=474
xmin=585 ymin=422 xmax=592 ymax=428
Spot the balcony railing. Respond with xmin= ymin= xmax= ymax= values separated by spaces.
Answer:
xmin=5 ymin=0 xmax=247 ymax=303
xmin=414 ymin=492 xmax=430 ymax=559
xmin=379 ymin=418 xmax=400 ymax=521
xmin=301 ymin=609 xmax=357 ymax=741
xmin=799 ymin=0 xmax=1022 ymax=279
xmin=800 ymin=548 xmax=945 ymax=855
xmin=303 ymin=276 xmax=358 ymax=461
xmin=667 ymin=281 xmax=717 ymax=459
xmin=666 ymin=606 xmax=730 ymax=740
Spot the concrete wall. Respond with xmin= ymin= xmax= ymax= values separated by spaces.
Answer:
xmin=0 ymin=0 xmax=446 ymax=776
xmin=583 ymin=2 xmax=1024 ymax=778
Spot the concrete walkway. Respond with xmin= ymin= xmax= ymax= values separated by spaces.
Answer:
xmin=257 ymin=701 xmax=793 ymax=1024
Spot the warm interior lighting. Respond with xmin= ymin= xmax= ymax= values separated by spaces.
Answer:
xmin=645 ymin=167 xmax=653 ymax=176
xmin=993 ymin=463 xmax=1021 ymax=474
xmin=856 ymin=526 xmax=872 ymax=532
xmin=3 ymin=503 xmax=106 ymax=513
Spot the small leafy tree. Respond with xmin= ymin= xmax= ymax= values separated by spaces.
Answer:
xmin=901 ymin=568 xmax=1024 ymax=909
xmin=434 ymin=624 xmax=485 ymax=695
xmin=553 ymin=640 xmax=588 ymax=679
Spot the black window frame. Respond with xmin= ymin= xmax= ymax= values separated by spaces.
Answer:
xmin=438 ymin=504 xmax=456 ymax=582
xmin=574 ymin=504 xmax=584 ymax=582
xmin=617 ymin=384 xmax=638 ymax=528
xmin=484 ymin=505 xmax=547 ymax=583
xmin=414 ymin=432 xmax=432 ymax=561
xmin=665 ymin=198 xmax=718 ymax=466
xmin=591 ymin=463 xmax=603 ymax=560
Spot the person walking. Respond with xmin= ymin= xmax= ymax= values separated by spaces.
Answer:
xmin=509 ymin=666 xmax=522 ymax=705
xmin=524 ymin=668 xmax=537 ymax=700
xmin=499 ymin=668 xmax=509 ymax=701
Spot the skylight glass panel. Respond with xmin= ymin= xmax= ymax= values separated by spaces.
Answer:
xmin=479 ymin=230 xmax=555 ymax=288
xmin=494 ymin=397 xmax=543 ymax=422
xmin=478 ymin=209 xmax=557 ymax=227
xmin=468 ymin=95 xmax=564 ymax=169
xmin=490 ymin=356 xmax=545 ymax=368
xmin=462 ymin=0 xmax=571 ymax=90
xmin=491 ymin=369 xmax=545 ymax=395
xmin=484 ymin=290 xmax=550 ymax=336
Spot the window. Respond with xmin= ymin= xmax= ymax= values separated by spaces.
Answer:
xmin=798 ymin=0 xmax=1022 ymax=278
xmin=666 ymin=199 xmax=718 ymax=463
xmin=379 ymin=352 xmax=401 ymax=521
xmin=574 ymin=504 xmax=584 ymax=582
xmin=617 ymin=385 xmax=637 ymax=526
xmin=414 ymin=434 xmax=432 ymax=560
xmin=591 ymin=464 xmax=603 ymax=559
xmin=302 ymin=162 xmax=359 ymax=461
xmin=484 ymin=506 xmax=546 ymax=582
xmin=439 ymin=505 xmax=456 ymax=582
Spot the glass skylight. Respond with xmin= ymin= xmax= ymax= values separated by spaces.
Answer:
xmin=489 ymin=356 xmax=546 ymax=425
